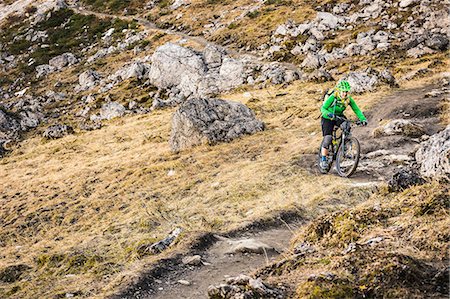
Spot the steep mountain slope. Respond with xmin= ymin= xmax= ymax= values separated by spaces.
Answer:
xmin=0 ymin=0 xmax=448 ymax=298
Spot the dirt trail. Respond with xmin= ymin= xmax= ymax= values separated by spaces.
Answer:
xmin=147 ymin=227 xmax=296 ymax=299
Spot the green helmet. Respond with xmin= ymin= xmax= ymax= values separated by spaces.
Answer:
xmin=337 ymin=80 xmax=351 ymax=92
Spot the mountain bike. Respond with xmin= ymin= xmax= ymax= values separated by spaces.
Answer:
xmin=318 ymin=116 xmax=362 ymax=177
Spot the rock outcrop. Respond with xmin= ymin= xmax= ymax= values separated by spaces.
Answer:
xmin=0 ymin=108 xmax=21 ymax=141
xmin=373 ymin=119 xmax=425 ymax=138
xmin=43 ymin=124 xmax=74 ymax=139
xmin=208 ymin=274 xmax=284 ymax=299
xmin=388 ymin=168 xmax=426 ymax=192
xmin=170 ymin=98 xmax=265 ymax=151
xmin=77 ymin=70 xmax=101 ymax=91
xmin=415 ymin=126 xmax=450 ymax=179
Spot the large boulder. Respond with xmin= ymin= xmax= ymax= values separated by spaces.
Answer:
xmin=425 ymin=34 xmax=449 ymax=51
xmin=48 ymin=53 xmax=78 ymax=70
xmin=99 ymin=102 xmax=126 ymax=120
xmin=415 ymin=126 xmax=450 ymax=179
xmin=0 ymin=108 xmax=21 ymax=141
xmin=342 ymin=68 xmax=397 ymax=94
xmin=77 ymin=69 xmax=101 ymax=91
xmin=218 ymin=58 xmax=245 ymax=91
xmin=112 ymin=62 xmax=150 ymax=81
xmin=149 ymin=43 xmax=207 ymax=98
xmin=170 ymin=98 xmax=265 ymax=151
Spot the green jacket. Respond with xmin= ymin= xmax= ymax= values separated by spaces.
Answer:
xmin=321 ymin=91 xmax=366 ymax=121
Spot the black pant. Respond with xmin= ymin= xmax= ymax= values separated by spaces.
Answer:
xmin=321 ymin=116 xmax=346 ymax=136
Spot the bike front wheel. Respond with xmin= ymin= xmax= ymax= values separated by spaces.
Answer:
xmin=336 ymin=137 xmax=360 ymax=177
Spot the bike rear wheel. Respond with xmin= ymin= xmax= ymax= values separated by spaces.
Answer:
xmin=336 ymin=137 xmax=360 ymax=177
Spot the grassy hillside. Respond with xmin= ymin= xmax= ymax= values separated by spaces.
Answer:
xmin=1 ymin=67 xmax=447 ymax=297
xmin=0 ymin=0 xmax=449 ymax=298
xmin=256 ymin=181 xmax=449 ymax=298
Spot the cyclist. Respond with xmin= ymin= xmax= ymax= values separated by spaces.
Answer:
xmin=320 ymin=80 xmax=367 ymax=170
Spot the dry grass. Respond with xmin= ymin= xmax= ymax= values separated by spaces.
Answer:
xmin=0 ymin=73 xmax=400 ymax=298
xmin=255 ymin=182 xmax=449 ymax=298
xmin=2 ymin=47 xmax=449 ymax=295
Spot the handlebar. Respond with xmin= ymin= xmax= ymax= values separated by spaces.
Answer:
xmin=333 ymin=115 xmax=364 ymax=126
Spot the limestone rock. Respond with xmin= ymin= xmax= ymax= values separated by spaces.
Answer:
xmin=99 ymin=102 xmax=126 ymax=120
xmin=48 ymin=53 xmax=78 ymax=70
xmin=399 ymin=0 xmax=420 ymax=8
xmin=170 ymin=98 xmax=265 ymax=152
xmin=0 ymin=108 xmax=21 ymax=141
xmin=218 ymin=58 xmax=245 ymax=91
xmin=112 ymin=62 xmax=150 ymax=81
xmin=36 ymin=64 xmax=55 ymax=78
xmin=149 ymin=43 xmax=206 ymax=98
xmin=225 ymin=238 xmax=275 ymax=254
xmin=373 ymin=119 xmax=425 ymax=138
xmin=425 ymin=34 xmax=449 ymax=51
xmin=415 ymin=126 xmax=450 ymax=179
xmin=77 ymin=70 xmax=101 ymax=91
xmin=19 ymin=110 xmax=44 ymax=130
xmin=342 ymin=69 xmax=379 ymax=93
xmin=208 ymin=274 xmax=284 ymax=299
xmin=43 ymin=124 xmax=74 ymax=139
xmin=388 ymin=168 xmax=426 ymax=192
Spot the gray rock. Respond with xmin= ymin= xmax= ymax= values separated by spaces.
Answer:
xmin=399 ymin=0 xmax=419 ymax=8
xmin=208 ymin=274 xmax=284 ymax=299
xmin=301 ymin=53 xmax=324 ymax=70
xmin=77 ymin=69 xmax=101 ymax=91
xmin=225 ymin=238 xmax=275 ymax=254
xmin=345 ymin=43 xmax=362 ymax=56
xmin=19 ymin=110 xmax=44 ymax=130
xmin=48 ymin=53 xmax=78 ymax=70
xmin=380 ymin=68 xmax=398 ymax=87
xmin=182 ymin=255 xmax=202 ymax=266
xmin=170 ymin=98 xmax=265 ymax=151
xmin=43 ymin=124 xmax=74 ymax=139
xmin=425 ymin=34 xmax=449 ymax=51
xmin=170 ymin=0 xmax=188 ymax=10
xmin=0 ymin=108 xmax=21 ymax=141
xmin=218 ymin=58 xmax=245 ymax=91
xmin=316 ymin=12 xmax=340 ymax=30
xmin=149 ymin=43 xmax=207 ymax=98
xmin=112 ymin=62 xmax=151 ymax=81
xmin=342 ymin=70 xmax=379 ymax=93
xmin=99 ymin=102 xmax=126 ymax=120
xmin=388 ymin=168 xmax=426 ymax=192
xmin=406 ymin=45 xmax=435 ymax=58
xmin=203 ymin=45 xmax=225 ymax=68
xmin=137 ymin=228 xmax=182 ymax=255
xmin=415 ymin=126 xmax=450 ymax=179
xmin=36 ymin=64 xmax=55 ymax=78
xmin=373 ymin=119 xmax=425 ymax=138
xmin=307 ymin=69 xmax=333 ymax=83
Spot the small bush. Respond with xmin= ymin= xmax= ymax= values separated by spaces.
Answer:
xmin=247 ymin=10 xmax=261 ymax=19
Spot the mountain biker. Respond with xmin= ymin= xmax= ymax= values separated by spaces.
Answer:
xmin=320 ymin=80 xmax=367 ymax=170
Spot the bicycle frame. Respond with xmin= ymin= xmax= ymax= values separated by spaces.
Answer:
xmin=331 ymin=117 xmax=354 ymax=161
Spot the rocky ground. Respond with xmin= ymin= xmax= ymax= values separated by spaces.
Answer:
xmin=0 ymin=0 xmax=449 ymax=298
